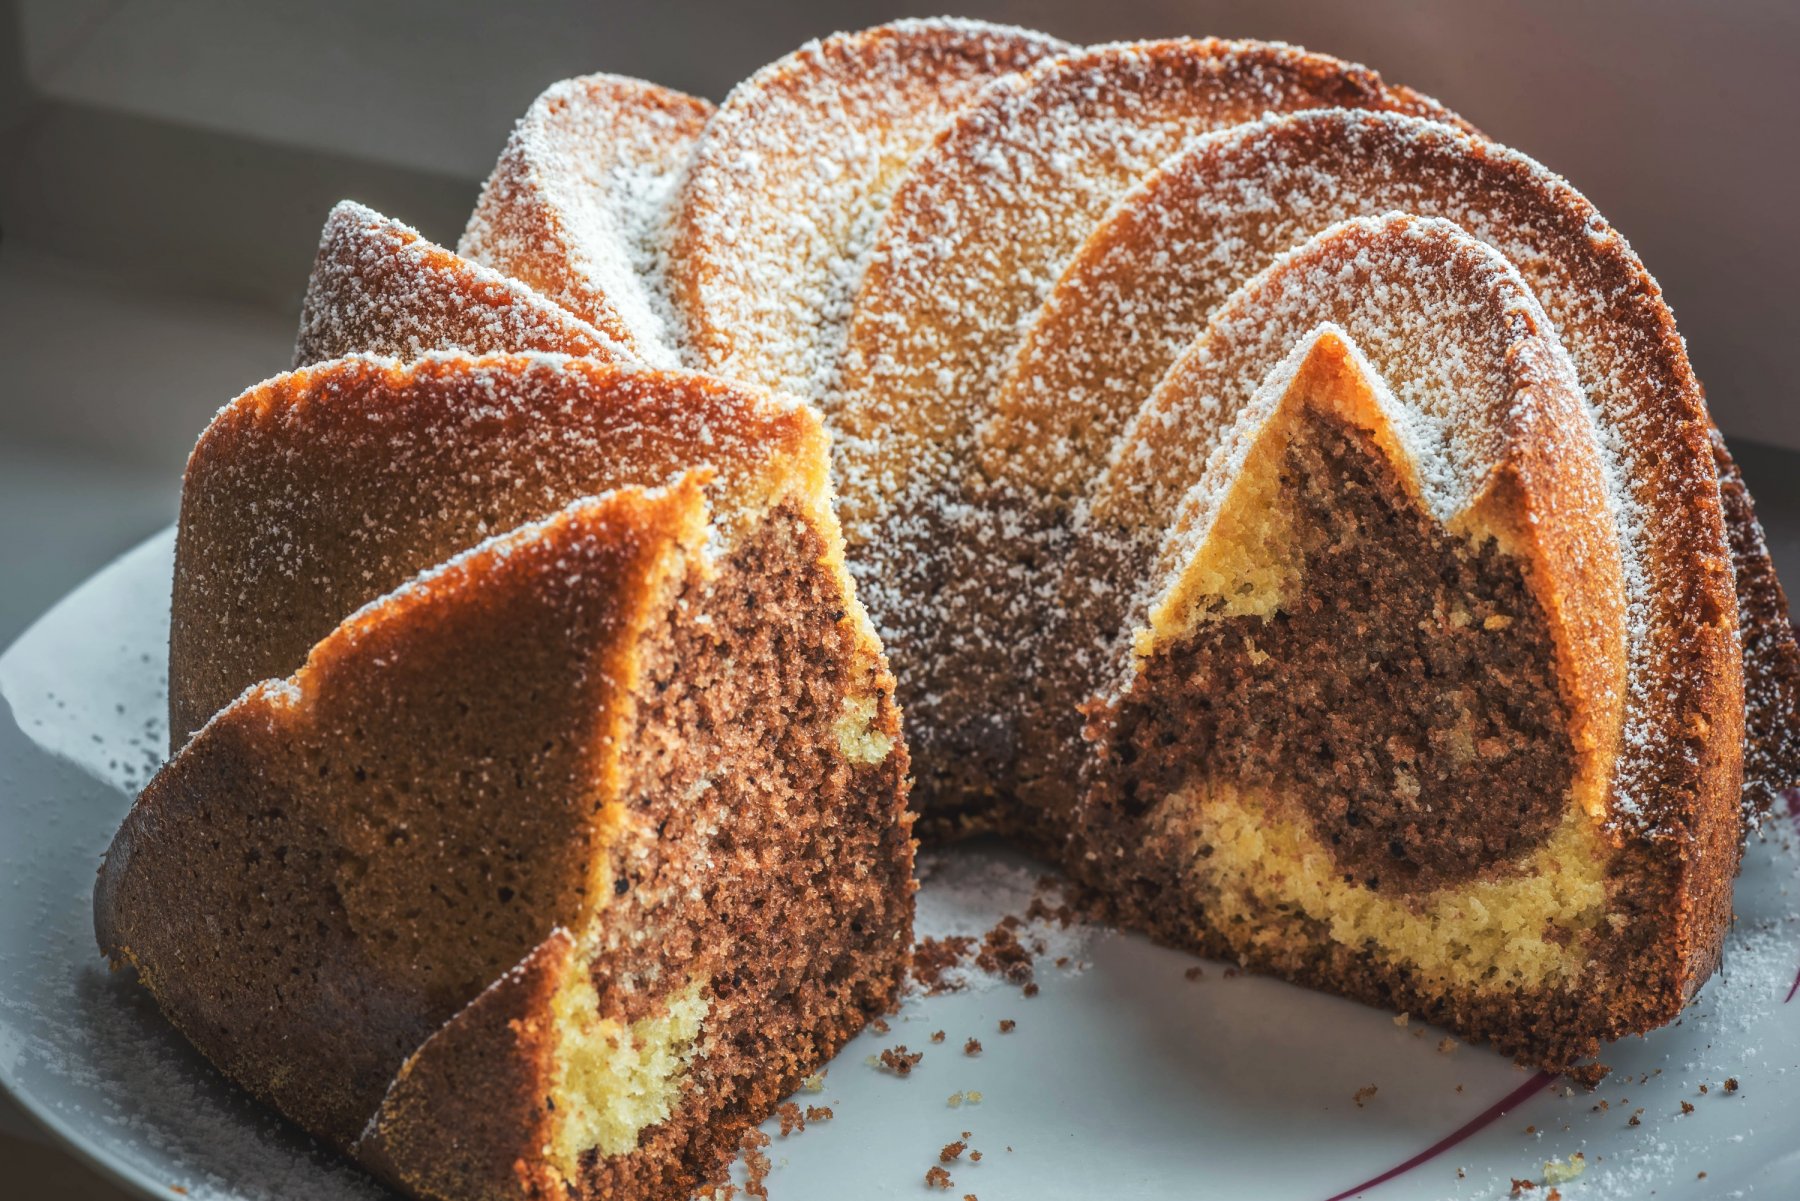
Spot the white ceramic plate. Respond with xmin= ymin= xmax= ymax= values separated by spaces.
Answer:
xmin=3 ymin=530 xmax=1797 ymax=1201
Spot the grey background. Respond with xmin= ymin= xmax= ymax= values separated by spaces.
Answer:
xmin=1 ymin=1 xmax=1796 ymax=1195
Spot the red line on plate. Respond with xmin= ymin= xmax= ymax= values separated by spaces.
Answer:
xmin=1784 ymin=789 xmax=1800 ymax=1002
xmin=1318 ymin=1070 xmax=1555 ymax=1201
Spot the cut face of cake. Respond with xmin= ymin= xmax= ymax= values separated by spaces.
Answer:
xmin=103 ymin=363 xmax=910 ymax=1198
xmin=1071 ymin=223 xmax=1735 ymax=1068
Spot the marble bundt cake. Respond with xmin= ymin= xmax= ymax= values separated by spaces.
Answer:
xmin=97 ymin=15 xmax=1800 ymax=1201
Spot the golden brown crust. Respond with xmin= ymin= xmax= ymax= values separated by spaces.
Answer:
xmin=1713 ymin=429 xmax=1800 ymax=821
xmin=99 ymin=484 xmax=707 ymax=1145
xmin=669 ymin=18 xmax=1068 ymax=395
xmin=168 ymin=354 xmax=827 ymax=746
xmin=355 ymin=932 xmax=575 ymax=1201
xmin=461 ymin=74 xmax=713 ymax=363
xmin=294 ymin=202 xmax=630 ymax=368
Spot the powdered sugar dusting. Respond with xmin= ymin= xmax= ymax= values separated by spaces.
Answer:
xmin=295 ymin=201 xmax=632 ymax=368
xmin=461 ymin=74 xmax=713 ymax=366
xmin=669 ymin=18 xmax=1066 ymax=397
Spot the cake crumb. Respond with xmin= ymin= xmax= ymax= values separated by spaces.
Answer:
xmin=1542 ymin=1154 xmax=1585 ymax=1185
xmin=947 ymin=1092 xmax=965 ymax=1108
xmin=913 ymin=935 xmax=977 ymax=994
xmin=1724 ymin=1077 xmax=1739 ymax=1093
xmin=1185 ymin=965 xmax=1204 ymax=981
xmin=925 ymin=1165 xmax=953 ymax=1189
xmin=975 ymin=918 xmax=1034 ymax=987
xmin=872 ymin=1017 xmax=891 ymax=1034
xmin=930 ymin=1030 xmax=946 ymax=1043
xmin=805 ymin=1105 xmax=833 ymax=1122
xmin=1547 ymin=1191 xmax=1561 ymax=1201
xmin=1628 ymin=1108 xmax=1643 ymax=1125
xmin=967 ymin=1090 xmax=983 ymax=1104
xmin=1699 ymin=1082 xmax=1709 ymax=1094
xmin=1510 ymin=1179 xmax=1536 ymax=1195
xmin=800 ymin=1071 xmax=826 ymax=1093
xmin=964 ymin=1038 xmax=982 ymax=1056
xmin=1023 ymin=981 xmax=1040 ymax=997
xmin=879 ymin=1045 xmax=923 ymax=1076
xmin=969 ymin=1150 xmax=983 ymax=1162
xmin=1392 ymin=1012 xmax=1409 ymax=1026
xmin=1353 ymin=1084 xmax=1378 ymax=1108
xmin=1680 ymin=1100 xmax=1695 ymax=1114
xmin=742 ymin=1127 xmax=772 ymax=1198
xmin=1437 ymin=1036 xmax=1458 ymax=1054
xmin=940 ymin=1140 xmax=966 ymax=1162
xmin=776 ymin=1102 xmax=804 ymax=1136
xmin=998 ymin=1019 xmax=1016 ymax=1033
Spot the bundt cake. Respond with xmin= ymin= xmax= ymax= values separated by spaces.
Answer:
xmin=95 ymin=15 xmax=1800 ymax=1201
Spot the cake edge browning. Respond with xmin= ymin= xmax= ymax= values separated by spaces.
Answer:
xmin=1712 ymin=429 xmax=1800 ymax=824
xmin=97 ymin=482 xmax=710 ymax=1146
xmin=354 ymin=931 xmax=577 ymax=1201
xmin=294 ymin=201 xmax=632 ymax=369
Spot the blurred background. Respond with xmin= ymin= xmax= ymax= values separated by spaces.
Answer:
xmin=1 ymin=1 xmax=1796 ymax=1192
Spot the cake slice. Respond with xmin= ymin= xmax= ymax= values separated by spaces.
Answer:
xmin=101 ymin=365 xmax=910 ymax=1198
xmin=460 ymin=73 xmax=713 ymax=364
xmin=294 ymin=201 xmax=630 ymax=368
xmin=1069 ymin=219 xmax=1739 ymax=1070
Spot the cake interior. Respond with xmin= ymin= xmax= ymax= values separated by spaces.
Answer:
xmin=544 ymin=500 xmax=911 ymax=1196
xmin=1083 ymin=402 xmax=1615 ymax=1016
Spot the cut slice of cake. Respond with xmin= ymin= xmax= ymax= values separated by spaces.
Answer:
xmin=167 ymin=354 xmax=843 ymax=746
xmin=1071 ymin=222 xmax=1739 ymax=1069
xmin=104 ymin=363 xmax=910 ymax=1200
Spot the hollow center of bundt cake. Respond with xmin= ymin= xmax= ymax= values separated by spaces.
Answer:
xmin=544 ymin=501 xmax=910 ymax=1190
xmin=1105 ymin=409 xmax=1576 ymax=893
